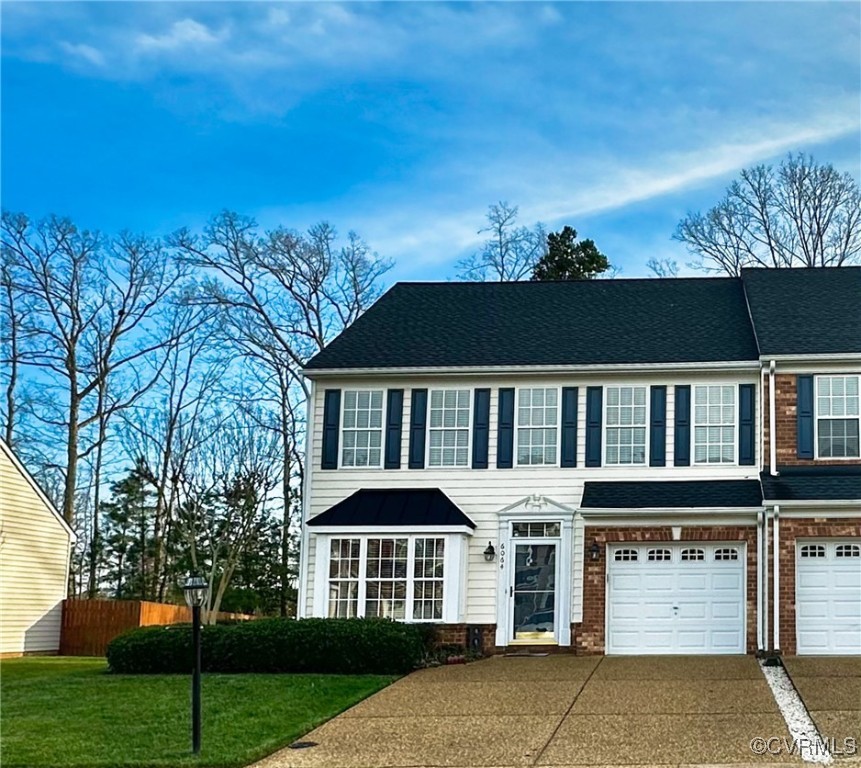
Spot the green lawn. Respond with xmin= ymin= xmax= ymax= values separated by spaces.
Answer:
xmin=1 ymin=657 xmax=396 ymax=768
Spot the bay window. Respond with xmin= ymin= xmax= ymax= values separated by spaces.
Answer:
xmin=324 ymin=535 xmax=453 ymax=621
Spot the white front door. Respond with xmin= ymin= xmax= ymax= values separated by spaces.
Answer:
xmin=607 ymin=542 xmax=746 ymax=655
xmin=796 ymin=540 xmax=861 ymax=655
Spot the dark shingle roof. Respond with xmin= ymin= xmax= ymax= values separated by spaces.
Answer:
xmin=742 ymin=267 xmax=861 ymax=356
xmin=306 ymin=488 xmax=476 ymax=528
xmin=761 ymin=467 xmax=861 ymax=501
xmin=305 ymin=278 xmax=760 ymax=370
xmin=581 ymin=480 xmax=763 ymax=509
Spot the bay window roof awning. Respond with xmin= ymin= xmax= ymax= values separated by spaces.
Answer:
xmin=307 ymin=488 xmax=476 ymax=529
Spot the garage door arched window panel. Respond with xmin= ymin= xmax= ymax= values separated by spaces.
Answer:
xmin=681 ymin=548 xmax=705 ymax=561
xmin=647 ymin=547 xmax=672 ymax=562
xmin=714 ymin=547 xmax=739 ymax=561
xmin=800 ymin=544 xmax=827 ymax=558
xmin=815 ymin=375 xmax=860 ymax=458
xmin=614 ymin=548 xmax=638 ymax=562
xmin=836 ymin=543 xmax=861 ymax=558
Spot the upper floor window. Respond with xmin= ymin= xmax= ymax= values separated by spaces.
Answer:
xmin=342 ymin=390 xmax=384 ymax=467
xmin=605 ymin=386 xmax=647 ymax=465
xmin=428 ymin=389 xmax=470 ymax=467
xmin=694 ymin=385 xmax=735 ymax=464
xmin=816 ymin=376 xmax=860 ymax=458
xmin=517 ymin=388 xmax=559 ymax=465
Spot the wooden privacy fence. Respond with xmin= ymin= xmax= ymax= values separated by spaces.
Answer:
xmin=60 ymin=598 xmax=253 ymax=657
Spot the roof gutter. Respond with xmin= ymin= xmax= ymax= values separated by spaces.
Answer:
xmin=303 ymin=360 xmax=762 ymax=379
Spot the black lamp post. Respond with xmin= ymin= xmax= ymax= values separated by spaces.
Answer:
xmin=183 ymin=574 xmax=208 ymax=755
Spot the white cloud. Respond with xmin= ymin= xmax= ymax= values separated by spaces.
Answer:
xmin=59 ymin=41 xmax=105 ymax=67
xmin=136 ymin=18 xmax=225 ymax=53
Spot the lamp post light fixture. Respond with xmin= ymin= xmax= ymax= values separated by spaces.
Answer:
xmin=589 ymin=539 xmax=602 ymax=561
xmin=483 ymin=541 xmax=496 ymax=562
xmin=183 ymin=574 xmax=209 ymax=756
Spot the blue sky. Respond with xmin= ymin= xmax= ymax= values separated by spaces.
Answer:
xmin=2 ymin=2 xmax=859 ymax=281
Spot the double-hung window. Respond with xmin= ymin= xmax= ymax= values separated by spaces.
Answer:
xmin=605 ymin=386 xmax=647 ymax=465
xmin=326 ymin=536 xmax=448 ymax=621
xmin=341 ymin=390 xmax=383 ymax=467
xmin=428 ymin=389 xmax=470 ymax=467
xmin=816 ymin=375 xmax=860 ymax=458
xmin=693 ymin=385 xmax=736 ymax=464
xmin=516 ymin=388 xmax=558 ymax=465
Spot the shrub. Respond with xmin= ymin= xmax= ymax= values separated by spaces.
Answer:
xmin=106 ymin=618 xmax=425 ymax=675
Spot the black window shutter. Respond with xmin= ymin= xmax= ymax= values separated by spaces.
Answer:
xmin=797 ymin=375 xmax=814 ymax=459
xmin=738 ymin=383 xmax=755 ymax=465
xmin=408 ymin=389 xmax=428 ymax=469
xmin=585 ymin=386 xmax=603 ymax=467
xmin=560 ymin=386 xmax=578 ymax=467
xmin=497 ymin=388 xmax=515 ymax=468
xmin=384 ymin=389 xmax=404 ymax=469
xmin=321 ymin=389 xmax=341 ymax=470
xmin=649 ymin=385 xmax=667 ymax=467
xmin=674 ymin=385 xmax=691 ymax=466
xmin=472 ymin=388 xmax=490 ymax=469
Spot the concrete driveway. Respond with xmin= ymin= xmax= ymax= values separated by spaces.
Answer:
xmin=254 ymin=655 xmax=801 ymax=767
xmin=782 ymin=656 xmax=861 ymax=762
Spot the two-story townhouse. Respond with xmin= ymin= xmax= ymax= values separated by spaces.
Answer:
xmin=744 ymin=267 xmax=861 ymax=656
xmin=297 ymin=269 xmax=860 ymax=657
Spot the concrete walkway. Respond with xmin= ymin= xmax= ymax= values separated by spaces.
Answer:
xmin=254 ymin=655 xmax=801 ymax=767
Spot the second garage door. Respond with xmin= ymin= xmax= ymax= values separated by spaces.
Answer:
xmin=607 ymin=542 xmax=746 ymax=655
xmin=796 ymin=540 xmax=861 ymax=655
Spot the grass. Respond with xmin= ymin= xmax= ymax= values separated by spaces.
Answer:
xmin=0 ymin=657 xmax=397 ymax=768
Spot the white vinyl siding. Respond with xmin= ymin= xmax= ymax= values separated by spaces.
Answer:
xmin=605 ymin=386 xmax=647 ymax=465
xmin=816 ymin=375 xmax=860 ymax=458
xmin=341 ymin=389 xmax=384 ymax=467
xmin=325 ymin=536 xmax=448 ymax=622
xmin=693 ymin=385 xmax=736 ymax=464
xmin=516 ymin=388 xmax=559 ymax=466
xmin=0 ymin=445 xmax=72 ymax=655
xmin=428 ymin=389 xmax=470 ymax=467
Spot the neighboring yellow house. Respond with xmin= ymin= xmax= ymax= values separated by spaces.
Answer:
xmin=0 ymin=439 xmax=75 ymax=657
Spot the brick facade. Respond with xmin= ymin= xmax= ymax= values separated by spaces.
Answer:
xmin=775 ymin=517 xmax=861 ymax=655
xmin=763 ymin=374 xmax=861 ymax=467
xmin=573 ymin=525 xmax=758 ymax=655
xmin=435 ymin=623 xmax=498 ymax=654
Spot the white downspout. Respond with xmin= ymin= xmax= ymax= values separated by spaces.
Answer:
xmin=773 ymin=505 xmax=780 ymax=652
xmin=769 ymin=360 xmax=777 ymax=476
xmin=757 ymin=509 xmax=764 ymax=651
xmin=763 ymin=509 xmax=770 ymax=651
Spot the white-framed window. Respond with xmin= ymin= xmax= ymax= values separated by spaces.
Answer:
xmin=681 ymin=548 xmax=705 ymax=561
xmin=816 ymin=375 xmax=860 ymax=458
xmin=428 ymin=389 xmax=470 ymax=467
xmin=516 ymin=388 xmax=559 ymax=466
xmin=605 ymin=386 xmax=647 ymax=465
xmin=648 ymin=548 xmax=672 ymax=562
xmin=325 ymin=535 xmax=451 ymax=622
xmin=328 ymin=539 xmax=361 ymax=617
xmin=614 ymin=548 xmax=638 ymax=562
xmin=341 ymin=389 xmax=384 ymax=467
xmin=799 ymin=544 xmax=826 ymax=558
xmin=693 ymin=385 xmax=736 ymax=464
xmin=714 ymin=547 xmax=739 ymax=561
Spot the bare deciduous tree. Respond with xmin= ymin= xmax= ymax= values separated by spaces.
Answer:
xmin=675 ymin=153 xmax=861 ymax=275
xmin=457 ymin=202 xmax=547 ymax=281
xmin=646 ymin=257 xmax=680 ymax=278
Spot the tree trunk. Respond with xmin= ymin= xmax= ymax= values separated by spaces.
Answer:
xmin=64 ymin=396 xmax=79 ymax=526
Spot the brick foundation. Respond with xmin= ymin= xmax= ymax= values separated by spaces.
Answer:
xmin=764 ymin=374 xmax=861 ymax=467
xmin=434 ymin=623 xmax=498 ymax=655
xmin=775 ymin=517 xmax=861 ymax=655
xmin=574 ymin=525 xmax=758 ymax=655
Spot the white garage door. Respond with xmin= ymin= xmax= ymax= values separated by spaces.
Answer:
xmin=796 ymin=540 xmax=861 ymax=655
xmin=607 ymin=542 xmax=746 ymax=655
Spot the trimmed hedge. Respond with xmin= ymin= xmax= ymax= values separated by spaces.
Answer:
xmin=106 ymin=618 xmax=427 ymax=675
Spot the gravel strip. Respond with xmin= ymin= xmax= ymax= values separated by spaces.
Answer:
xmin=760 ymin=659 xmax=833 ymax=764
